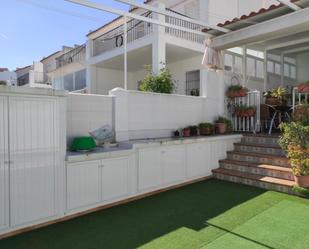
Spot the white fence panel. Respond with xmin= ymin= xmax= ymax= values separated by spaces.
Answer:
xmin=0 ymin=96 xmax=9 ymax=231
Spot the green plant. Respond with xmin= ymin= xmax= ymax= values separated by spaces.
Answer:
xmin=139 ymin=65 xmax=176 ymax=94
xmin=279 ymin=122 xmax=309 ymax=176
xmin=216 ymin=116 xmax=233 ymax=132
xmin=226 ymin=85 xmax=247 ymax=99
xmin=293 ymin=104 xmax=309 ymax=126
xmin=199 ymin=123 xmax=214 ymax=129
xmin=264 ymin=87 xmax=287 ymax=100
xmin=0 ymin=80 xmax=7 ymax=85
xmin=292 ymin=186 xmax=309 ymax=198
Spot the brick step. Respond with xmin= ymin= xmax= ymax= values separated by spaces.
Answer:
xmin=227 ymin=151 xmax=289 ymax=167
xmin=241 ymin=134 xmax=280 ymax=146
xmin=234 ymin=142 xmax=285 ymax=156
xmin=212 ymin=168 xmax=295 ymax=194
xmin=219 ymin=159 xmax=293 ymax=181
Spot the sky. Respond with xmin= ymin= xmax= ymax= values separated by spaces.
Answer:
xmin=0 ymin=0 xmax=143 ymax=70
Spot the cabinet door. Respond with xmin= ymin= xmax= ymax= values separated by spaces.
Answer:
xmin=161 ymin=145 xmax=186 ymax=185
xmin=9 ymin=97 xmax=59 ymax=226
xmin=187 ymin=143 xmax=209 ymax=179
xmin=138 ymin=148 xmax=161 ymax=191
xmin=100 ymin=157 xmax=129 ymax=202
xmin=0 ymin=96 xmax=9 ymax=230
xmin=67 ymin=161 xmax=100 ymax=210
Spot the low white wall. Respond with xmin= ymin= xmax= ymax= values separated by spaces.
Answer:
xmin=110 ymin=88 xmax=221 ymax=141
xmin=67 ymin=93 xmax=114 ymax=146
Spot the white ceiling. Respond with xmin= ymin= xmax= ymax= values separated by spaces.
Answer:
xmin=96 ymin=43 xmax=202 ymax=71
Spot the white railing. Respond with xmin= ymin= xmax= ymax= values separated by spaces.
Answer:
xmin=292 ymin=86 xmax=309 ymax=111
xmin=227 ymin=90 xmax=261 ymax=133
xmin=93 ymin=12 xmax=153 ymax=57
xmin=165 ymin=9 xmax=204 ymax=44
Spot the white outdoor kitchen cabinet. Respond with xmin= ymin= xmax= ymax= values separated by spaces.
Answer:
xmin=66 ymin=157 xmax=130 ymax=211
xmin=138 ymin=145 xmax=186 ymax=192
xmin=186 ymin=143 xmax=212 ymax=179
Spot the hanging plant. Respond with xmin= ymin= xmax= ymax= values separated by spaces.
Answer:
xmin=226 ymin=85 xmax=248 ymax=99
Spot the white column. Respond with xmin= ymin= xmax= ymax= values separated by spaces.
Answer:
xmin=109 ymin=88 xmax=129 ymax=142
xmin=242 ymin=46 xmax=247 ymax=87
xmin=86 ymin=39 xmax=96 ymax=93
xmin=152 ymin=2 xmax=166 ymax=75
xmin=264 ymin=50 xmax=267 ymax=92
xmin=280 ymin=53 xmax=284 ymax=86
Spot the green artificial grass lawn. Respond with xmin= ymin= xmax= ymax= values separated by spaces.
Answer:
xmin=1 ymin=179 xmax=309 ymax=249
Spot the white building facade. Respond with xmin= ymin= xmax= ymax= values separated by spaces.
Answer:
xmin=53 ymin=0 xmax=276 ymax=97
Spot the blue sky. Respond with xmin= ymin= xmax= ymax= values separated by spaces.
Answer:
xmin=0 ymin=0 xmax=143 ymax=70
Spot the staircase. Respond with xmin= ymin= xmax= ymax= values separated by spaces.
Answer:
xmin=213 ymin=134 xmax=295 ymax=194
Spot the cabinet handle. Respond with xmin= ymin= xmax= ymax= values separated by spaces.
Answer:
xmin=99 ymin=164 xmax=105 ymax=168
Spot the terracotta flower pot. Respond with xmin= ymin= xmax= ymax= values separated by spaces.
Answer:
xmin=182 ymin=128 xmax=191 ymax=137
xmin=265 ymin=97 xmax=284 ymax=106
xmin=216 ymin=123 xmax=226 ymax=134
xmin=200 ymin=127 xmax=213 ymax=136
xmin=294 ymin=175 xmax=309 ymax=188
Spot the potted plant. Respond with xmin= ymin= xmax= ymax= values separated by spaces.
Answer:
xmin=189 ymin=126 xmax=199 ymax=136
xmin=182 ymin=127 xmax=191 ymax=137
xmin=264 ymin=87 xmax=287 ymax=106
xmin=234 ymin=105 xmax=256 ymax=118
xmin=298 ymin=81 xmax=309 ymax=93
xmin=199 ymin=123 xmax=214 ymax=136
xmin=215 ymin=116 xmax=232 ymax=134
xmin=279 ymin=122 xmax=309 ymax=187
xmin=226 ymin=85 xmax=248 ymax=99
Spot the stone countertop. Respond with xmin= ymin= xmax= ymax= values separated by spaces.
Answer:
xmin=66 ymin=143 xmax=134 ymax=163
xmin=129 ymin=134 xmax=243 ymax=149
xmin=66 ymin=134 xmax=243 ymax=163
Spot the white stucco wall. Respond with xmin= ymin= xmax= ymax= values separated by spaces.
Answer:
xmin=66 ymin=93 xmax=114 ymax=146
xmin=110 ymin=88 xmax=222 ymax=141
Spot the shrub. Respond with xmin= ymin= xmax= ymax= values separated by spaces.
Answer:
xmin=293 ymin=104 xmax=309 ymax=126
xmin=139 ymin=65 xmax=176 ymax=94
xmin=279 ymin=122 xmax=309 ymax=176
xmin=0 ymin=80 xmax=7 ymax=85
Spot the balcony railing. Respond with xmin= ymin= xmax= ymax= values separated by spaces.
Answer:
xmin=56 ymin=44 xmax=86 ymax=69
xmin=165 ymin=9 xmax=205 ymax=44
xmin=93 ymin=11 xmax=153 ymax=56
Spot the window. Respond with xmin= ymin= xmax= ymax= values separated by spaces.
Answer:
xmin=54 ymin=69 xmax=86 ymax=92
xmin=64 ymin=74 xmax=74 ymax=92
xmin=186 ymin=70 xmax=200 ymax=96
xmin=224 ymin=54 xmax=233 ymax=71
xmin=267 ymin=61 xmax=274 ymax=73
xmin=234 ymin=56 xmax=243 ymax=73
xmin=225 ymin=50 xmax=264 ymax=80
xmin=246 ymin=57 xmax=255 ymax=77
xmin=75 ymin=69 xmax=86 ymax=90
xmin=274 ymin=63 xmax=281 ymax=75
